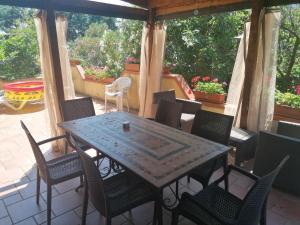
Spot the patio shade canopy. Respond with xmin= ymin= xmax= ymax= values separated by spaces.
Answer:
xmin=0 ymin=0 xmax=298 ymax=20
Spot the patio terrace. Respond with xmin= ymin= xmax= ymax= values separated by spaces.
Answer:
xmin=0 ymin=98 xmax=300 ymax=225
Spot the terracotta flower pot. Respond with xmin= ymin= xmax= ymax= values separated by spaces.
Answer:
xmin=99 ymin=77 xmax=115 ymax=84
xmin=194 ymin=91 xmax=226 ymax=104
xmin=124 ymin=63 xmax=140 ymax=72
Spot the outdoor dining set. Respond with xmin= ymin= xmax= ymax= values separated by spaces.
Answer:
xmin=20 ymin=91 xmax=300 ymax=225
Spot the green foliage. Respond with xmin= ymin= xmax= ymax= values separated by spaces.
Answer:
xmin=70 ymin=20 xmax=143 ymax=77
xmin=66 ymin=13 xmax=117 ymax=41
xmin=85 ymin=67 xmax=111 ymax=79
xmin=275 ymin=90 xmax=300 ymax=108
xmin=277 ymin=5 xmax=300 ymax=93
xmin=194 ymin=82 xmax=225 ymax=94
xmin=0 ymin=20 xmax=39 ymax=80
xmin=165 ymin=11 xmax=250 ymax=84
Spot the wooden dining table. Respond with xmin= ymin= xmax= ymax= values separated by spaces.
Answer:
xmin=59 ymin=112 xmax=231 ymax=221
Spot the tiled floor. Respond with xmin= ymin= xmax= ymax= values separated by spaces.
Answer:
xmin=0 ymin=97 xmax=300 ymax=225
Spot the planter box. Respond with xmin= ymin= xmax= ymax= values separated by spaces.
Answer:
xmin=124 ymin=63 xmax=140 ymax=72
xmin=194 ymin=91 xmax=225 ymax=104
xmin=275 ymin=105 xmax=300 ymax=121
xmin=85 ymin=75 xmax=115 ymax=84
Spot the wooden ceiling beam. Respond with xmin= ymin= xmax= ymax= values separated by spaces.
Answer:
xmin=52 ymin=0 xmax=148 ymax=20
xmin=0 ymin=0 xmax=148 ymax=20
xmin=154 ymin=0 xmax=250 ymax=17
xmin=0 ymin=0 xmax=45 ymax=9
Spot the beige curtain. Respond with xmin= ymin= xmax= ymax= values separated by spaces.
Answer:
xmin=247 ymin=11 xmax=281 ymax=132
xmin=35 ymin=12 xmax=75 ymax=152
xmin=56 ymin=15 xmax=75 ymax=100
xmin=224 ymin=23 xmax=250 ymax=126
xmin=139 ymin=22 xmax=167 ymax=118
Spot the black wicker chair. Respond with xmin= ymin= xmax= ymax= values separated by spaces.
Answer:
xmin=153 ymin=90 xmax=202 ymax=132
xmin=73 ymin=141 xmax=162 ymax=225
xmin=21 ymin=121 xmax=83 ymax=225
xmin=253 ymin=131 xmax=300 ymax=196
xmin=188 ymin=110 xmax=234 ymax=189
xmin=172 ymin=155 xmax=289 ymax=225
xmin=60 ymin=97 xmax=102 ymax=164
xmin=277 ymin=121 xmax=300 ymax=139
xmin=155 ymin=99 xmax=183 ymax=129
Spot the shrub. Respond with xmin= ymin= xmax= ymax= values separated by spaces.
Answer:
xmin=0 ymin=20 xmax=40 ymax=80
xmin=275 ymin=90 xmax=300 ymax=108
xmin=194 ymin=82 xmax=225 ymax=94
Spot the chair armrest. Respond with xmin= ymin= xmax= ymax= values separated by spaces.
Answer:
xmin=213 ymin=165 xmax=259 ymax=186
xmin=105 ymin=84 xmax=113 ymax=92
xmin=181 ymin=192 xmax=237 ymax=225
xmin=176 ymin=98 xmax=201 ymax=114
xmin=37 ymin=135 xmax=67 ymax=146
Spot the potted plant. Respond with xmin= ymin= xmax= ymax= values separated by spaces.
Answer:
xmin=84 ymin=66 xmax=115 ymax=83
xmin=275 ymin=90 xmax=300 ymax=120
xmin=192 ymin=75 xmax=227 ymax=104
xmin=124 ymin=56 xmax=140 ymax=72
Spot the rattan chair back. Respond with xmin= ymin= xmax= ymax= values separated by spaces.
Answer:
xmin=191 ymin=110 xmax=234 ymax=145
xmin=153 ymin=90 xmax=176 ymax=104
xmin=20 ymin=120 xmax=48 ymax=179
xmin=74 ymin=143 xmax=106 ymax=214
xmin=277 ymin=121 xmax=300 ymax=139
xmin=61 ymin=97 xmax=96 ymax=122
xmin=155 ymin=99 xmax=182 ymax=129
xmin=238 ymin=155 xmax=289 ymax=225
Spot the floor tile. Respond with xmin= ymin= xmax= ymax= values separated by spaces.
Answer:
xmin=85 ymin=211 xmax=127 ymax=225
xmin=41 ymin=211 xmax=80 ymax=225
xmin=15 ymin=217 xmax=37 ymax=225
xmin=17 ymin=180 xmax=47 ymax=199
xmin=33 ymin=210 xmax=55 ymax=224
xmin=0 ymin=216 xmax=12 ymax=225
xmin=7 ymin=196 xmax=47 ymax=223
xmin=54 ymin=178 xmax=81 ymax=194
xmin=51 ymin=189 xmax=83 ymax=216
xmin=0 ymin=200 xmax=8 ymax=218
xmin=3 ymin=193 xmax=22 ymax=206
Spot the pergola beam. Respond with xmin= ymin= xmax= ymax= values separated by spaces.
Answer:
xmin=0 ymin=0 xmax=148 ymax=21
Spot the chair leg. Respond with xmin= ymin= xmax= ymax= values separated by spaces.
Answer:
xmin=260 ymin=199 xmax=267 ymax=225
xmin=187 ymin=175 xmax=191 ymax=183
xmin=223 ymin=155 xmax=229 ymax=191
xmin=96 ymin=151 xmax=100 ymax=167
xmin=105 ymin=95 xmax=107 ymax=112
xmin=47 ymin=184 xmax=52 ymax=225
xmin=36 ymin=168 xmax=40 ymax=205
xmin=126 ymin=96 xmax=129 ymax=112
xmin=171 ymin=209 xmax=179 ymax=225
xmin=81 ymin=184 xmax=88 ymax=225
xmin=106 ymin=217 xmax=112 ymax=225
xmin=152 ymin=201 xmax=157 ymax=225
xmin=157 ymin=193 xmax=163 ymax=225
xmin=75 ymin=175 xmax=84 ymax=192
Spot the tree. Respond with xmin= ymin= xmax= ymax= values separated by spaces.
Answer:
xmin=66 ymin=13 xmax=117 ymax=41
xmin=0 ymin=19 xmax=40 ymax=80
xmin=165 ymin=11 xmax=250 ymax=84
xmin=277 ymin=5 xmax=300 ymax=93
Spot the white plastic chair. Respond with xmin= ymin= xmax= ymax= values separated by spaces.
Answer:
xmin=105 ymin=77 xmax=132 ymax=112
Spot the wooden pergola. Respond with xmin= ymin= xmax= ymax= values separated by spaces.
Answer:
xmin=0 ymin=0 xmax=298 ymax=128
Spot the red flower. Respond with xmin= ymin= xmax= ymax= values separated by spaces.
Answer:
xmin=202 ymin=76 xmax=211 ymax=82
xmin=212 ymin=78 xmax=219 ymax=83
xmin=191 ymin=76 xmax=201 ymax=84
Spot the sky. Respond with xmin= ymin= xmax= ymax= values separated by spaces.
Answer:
xmin=88 ymin=0 xmax=133 ymax=7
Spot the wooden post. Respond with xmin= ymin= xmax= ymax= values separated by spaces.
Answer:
xmin=45 ymin=1 xmax=65 ymax=104
xmin=240 ymin=0 xmax=265 ymax=129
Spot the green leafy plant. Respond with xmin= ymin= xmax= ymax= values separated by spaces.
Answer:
xmin=194 ymin=82 xmax=225 ymax=94
xmin=275 ymin=90 xmax=300 ymax=108
xmin=84 ymin=67 xmax=112 ymax=80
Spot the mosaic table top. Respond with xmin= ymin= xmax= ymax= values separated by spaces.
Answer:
xmin=59 ymin=112 xmax=230 ymax=188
